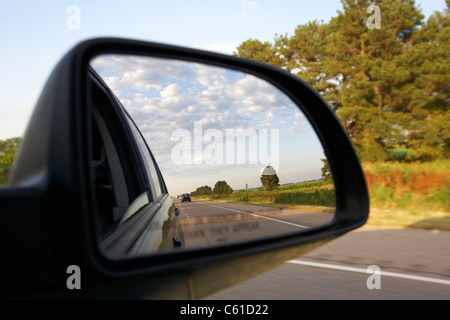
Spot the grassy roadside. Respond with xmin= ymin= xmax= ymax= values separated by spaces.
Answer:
xmin=192 ymin=160 xmax=450 ymax=231
xmin=363 ymin=160 xmax=450 ymax=231
xmin=367 ymin=208 xmax=450 ymax=231
xmin=192 ymin=179 xmax=336 ymax=214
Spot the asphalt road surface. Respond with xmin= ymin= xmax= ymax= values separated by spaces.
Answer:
xmin=174 ymin=199 xmax=449 ymax=299
xmin=204 ymin=225 xmax=450 ymax=300
xmin=175 ymin=199 xmax=333 ymax=249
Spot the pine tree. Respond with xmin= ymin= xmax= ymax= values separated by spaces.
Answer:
xmin=402 ymin=6 xmax=450 ymax=160
xmin=233 ymin=38 xmax=283 ymax=67
xmin=329 ymin=0 xmax=425 ymax=162
xmin=235 ymin=0 xmax=449 ymax=163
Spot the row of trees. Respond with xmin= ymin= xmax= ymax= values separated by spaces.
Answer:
xmin=234 ymin=0 xmax=449 ymax=162
xmin=191 ymin=180 xmax=233 ymax=196
xmin=191 ymin=166 xmax=284 ymax=195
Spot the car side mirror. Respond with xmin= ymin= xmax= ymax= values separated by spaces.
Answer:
xmin=0 ymin=38 xmax=369 ymax=299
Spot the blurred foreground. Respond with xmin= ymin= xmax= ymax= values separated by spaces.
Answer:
xmin=205 ymin=225 xmax=450 ymax=300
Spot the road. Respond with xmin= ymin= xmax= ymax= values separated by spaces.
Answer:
xmin=204 ymin=225 xmax=450 ymax=300
xmin=174 ymin=199 xmax=450 ymax=299
xmin=174 ymin=199 xmax=333 ymax=249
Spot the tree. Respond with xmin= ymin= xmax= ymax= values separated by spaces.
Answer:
xmin=191 ymin=185 xmax=212 ymax=196
xmin=212 ymin=181 xmax=233 ymax=195
xmin=400 ymin=7 xmax=450 ymax=160
xmin=273 ymin=21 xmax=341 ymax=108
xmin=324 ymin=0 xmax=426 ymax=162
xmin=320 ymin=153 xmax=333 ymax=183
xmin=235 ymin=0 xmax=449 ymax=163
xmin=234 ymin=38 xmax=283 ymax=67
xmin=260 ymin=166 xmax=280 ymax=191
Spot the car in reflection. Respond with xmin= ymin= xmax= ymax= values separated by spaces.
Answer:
xmin=181 ymin=193 xmax=191 ymax=202
xmin=181 ymin=193 xmax=191 ymax=203
xmin=89 ymin=66 xmax=185 ymax=257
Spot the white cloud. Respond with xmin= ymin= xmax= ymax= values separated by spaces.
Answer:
xmin=294 ymin=112 xmax=304 ymax=119
xmin=190 ymin=63 xmax=229 ymax=91
xmin=91 ymin=55 xmax=301 ymax=139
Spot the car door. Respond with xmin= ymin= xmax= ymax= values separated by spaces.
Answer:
xmin=89 ymin=69 xmax=183 ymax=259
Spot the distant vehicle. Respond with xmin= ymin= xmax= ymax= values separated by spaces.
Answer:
xmin=181 ymin=193 xmax=191 ymax=202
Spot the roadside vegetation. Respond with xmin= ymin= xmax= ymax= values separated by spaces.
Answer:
xmin=0 ymin=137 xmax=20 ymax=185
xmin=363 ymin=161 xmax=450 ymax=231
xmin=193 ymin=179 xmax=336 ymax=213
xmin=191 ymin=160 xmax=450 ymax=231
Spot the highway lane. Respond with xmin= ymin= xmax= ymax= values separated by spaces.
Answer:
xmin=203 ymin=225 xmax=450 ymax=300
xmin=174 ymin=199 xmax=334 ymax=248
xmin=174 ymin=199 xmax=450 ymax=299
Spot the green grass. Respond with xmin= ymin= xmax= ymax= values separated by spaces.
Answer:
xmin=273 ymin=189 xmax=335 ymax=207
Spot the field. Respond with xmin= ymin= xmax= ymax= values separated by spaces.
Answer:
xmin=193 ymin=160 xmax=450 ymax=231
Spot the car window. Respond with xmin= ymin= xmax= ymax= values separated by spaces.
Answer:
xmin=124 ymin=115 xmax=164 ymax=201
xmin=91 ymin=104 xmax=134 ymax=233
xmin=89 ymin=79 xmax=155 ymax=236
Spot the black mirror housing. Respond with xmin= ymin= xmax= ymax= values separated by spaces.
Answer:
xmin=0 ymin=38 xmax=369 ymax=299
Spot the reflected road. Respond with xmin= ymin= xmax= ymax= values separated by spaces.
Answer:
xmin=174 ymin=198 xmax=333 ymax=248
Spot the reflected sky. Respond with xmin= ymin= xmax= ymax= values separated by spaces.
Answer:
xmin=91 ymin=55 xmax=326 ymax=196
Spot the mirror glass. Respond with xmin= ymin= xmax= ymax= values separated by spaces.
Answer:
xmin=89 ymin=53 xmax=335 ymax=259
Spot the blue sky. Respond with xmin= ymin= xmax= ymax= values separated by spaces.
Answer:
xmin=0 ymin=0 xmax=446 ymax=140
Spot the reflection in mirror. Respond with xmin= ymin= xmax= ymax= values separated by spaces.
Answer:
xmin=89 ymin=54 xmax=335 ymax=259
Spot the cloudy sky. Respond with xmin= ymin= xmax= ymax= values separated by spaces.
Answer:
xmin=90 ymin=54 xmax=322 ymax=195
xmin=0 ymin=0 xmax=446 ymax=194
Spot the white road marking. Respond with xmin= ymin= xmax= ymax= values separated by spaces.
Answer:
xmin=200 ymin=202 xmax=308 ymax=229
xmin=287 ymin=260 xmax=450 ymax=286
